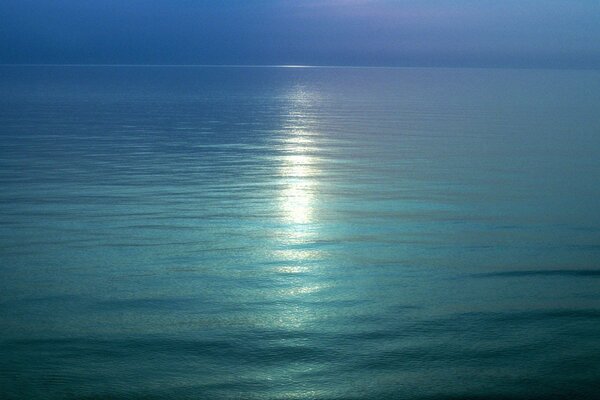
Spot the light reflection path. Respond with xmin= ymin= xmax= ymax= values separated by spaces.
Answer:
xmin=280 ymin=153 xmax=316 ymax=224
xmin=279 ymin=88 xmax=320 ymax=226
xmin=269 ymin=86 xmax=328 ymax=338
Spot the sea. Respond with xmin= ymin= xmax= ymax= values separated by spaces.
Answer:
xmin=1 ymin=66 xmax=600 ymax=399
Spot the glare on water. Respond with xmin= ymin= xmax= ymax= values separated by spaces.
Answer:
xmin=280 ymin=154 xmax=315 ymax=224
xmin=269 ymin=87 xmax=328 ymax=338
xmin=278 ymin=88 xmax=321 ymax=226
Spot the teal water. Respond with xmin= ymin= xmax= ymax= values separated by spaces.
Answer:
xmin=1 ymin=66 xmax=600 ymax=399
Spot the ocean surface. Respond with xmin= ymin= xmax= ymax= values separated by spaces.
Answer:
xmin=1 ymin=66 xmax=600 ymax=399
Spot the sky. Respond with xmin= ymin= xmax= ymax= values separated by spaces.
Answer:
xmin=1 ymin=0 xmax=600 ymax=68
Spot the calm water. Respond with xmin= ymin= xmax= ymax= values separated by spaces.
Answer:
xmin=1 ymin=66 xmax=600 ymax=399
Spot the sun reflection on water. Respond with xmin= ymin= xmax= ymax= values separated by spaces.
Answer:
xmin=280 ymin=154 xmax=316 ymax=224
xmin=264 ymin=87 xmax=329 ymax=333
xmin=278 ymin=89 xmax=320 ymax=226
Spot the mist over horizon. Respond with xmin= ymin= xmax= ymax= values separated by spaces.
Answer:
xmin=1 ymin=0 xmax=600 ymax=68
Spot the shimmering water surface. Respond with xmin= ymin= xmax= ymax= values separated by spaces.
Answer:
xmin=1 ymin=66 xmax=600 ymax=399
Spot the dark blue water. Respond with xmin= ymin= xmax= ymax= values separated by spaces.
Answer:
xmin=1 ymin=66 xmax=600 ymax=399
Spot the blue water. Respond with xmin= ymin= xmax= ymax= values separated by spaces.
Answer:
xmin=1 ymin=66 xmax=600 ymax=399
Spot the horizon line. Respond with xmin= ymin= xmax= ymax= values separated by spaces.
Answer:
xmin=1 ymin=63 xmax=600 ymax=71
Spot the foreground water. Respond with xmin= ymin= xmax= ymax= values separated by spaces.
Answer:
xmin=1 ymin=66 xmax=600 ymax=399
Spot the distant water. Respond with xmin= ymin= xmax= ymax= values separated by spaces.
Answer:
xmin=1 ymin=66 xmax=600 ymax=399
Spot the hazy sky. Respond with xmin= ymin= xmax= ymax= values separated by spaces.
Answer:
xmin=1 ymin=0 xmax=599 ymax=67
